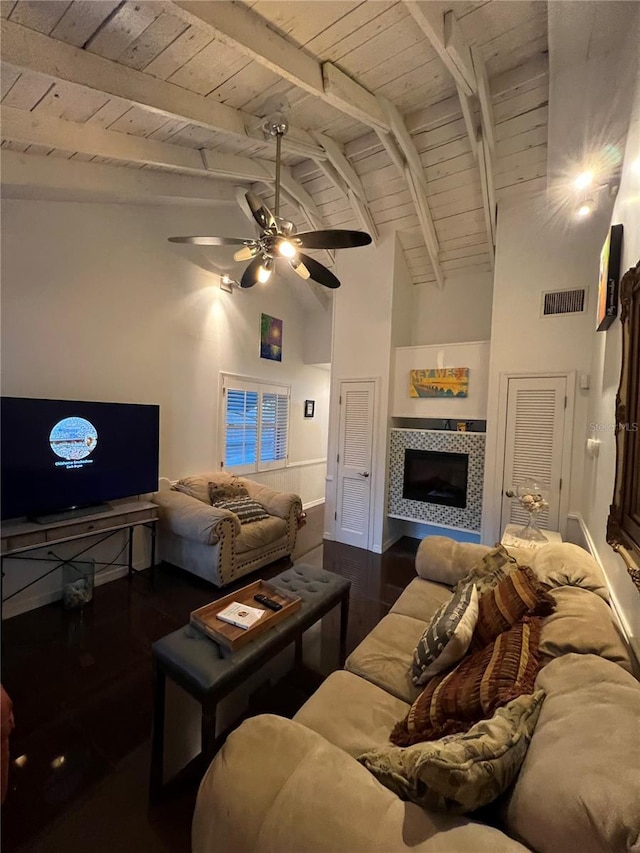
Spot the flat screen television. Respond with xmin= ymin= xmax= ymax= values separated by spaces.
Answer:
xmin=402 ymin=448 xmax=468 ymax=509
xmin=1 ymin=397 xmax=159 ymax=521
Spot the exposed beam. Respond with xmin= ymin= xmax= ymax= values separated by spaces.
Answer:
xmin=321 ymin=62 xmax=388 ymax=130
xmin=471 ymin=46 xmax=496 ymax=156
xmin=477 ymin=127 xmax=496 ymax=265
xmin=311 ymin=131 xmax=366 ymax=201
xmin=0 ymin=149 xmax=239 ymax=205
xmin=374 ymin=129 xmax=405 ymax=177
xmin=404 ymin=167 xmax=444 ymax=289
xmin=0 ymin=18 xmax=324 ymax=160
xmin=404 ymin=2 xmax=476 ymax=97
xmin=171 ymin=0 xmax=390 ymax=132
xmin=347 ymin=189 xmax=379 ymax=246
xmin=173 ymin=0 xmax=324 ymax=96
xmin=457 ymin=87 xmax=478 ymax=159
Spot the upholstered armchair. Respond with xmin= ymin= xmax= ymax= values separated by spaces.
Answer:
xmin=153 ymin=472 xmax=302 ymax=587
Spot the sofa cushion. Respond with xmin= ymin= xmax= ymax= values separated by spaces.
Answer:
xmin=539 ymin=586 xmax=632 ymax=671
xmin=208 ymin=482 xmax=249 ymax=503
xmin=294 ymin=670 xmax=410 ymax=757
xmin=391 ymin=617 xmax=543 ymax=746
xmin=521 ymin=542 xmax=610 ymax=601
xmin=193 ymin=714 xmax=533 ymax=853
xmin=359 ymin=690 xmax=545 ymax=815
xmin=172 ymin=475 xmax=213 ymax=504
xmin=390 ymin=577 xmax=453 ymax=622
xmin=234 ymin=515 xmax=287 ymax=554
xmin=503 ymin=654 xmax=640 ymax=853
xmin=454 ymin=544 xmax=519 ymax=595
xmin=411 ymin=584 xmax=479 ymax=686
xmin=346 ymin=613 xmax=425 ymax=703
xmin=415 ymin=536 xmax=491 ymax=586
xmin=471 ymin=565 xmax=555 ymax=650
xmin=212 ymin=496 xmax=270 ymax=525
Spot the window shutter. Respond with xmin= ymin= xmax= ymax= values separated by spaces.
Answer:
xmin=224 ymin=387 xmax=258 ymax=472
xmin=259 ymin=390 xmax=289 ymax=470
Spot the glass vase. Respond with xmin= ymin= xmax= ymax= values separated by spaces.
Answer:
xmin=517 ymin=511 xmax=548 ymax=542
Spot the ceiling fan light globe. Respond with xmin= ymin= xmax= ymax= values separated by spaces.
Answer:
xmin=257 ymin=258 xmax=273 ymax=284
xmin=277 ymin=239 xmax=297 ymax=259
xmin=290 ymin=259 xmax=310 ymax=279
xmin=234 ymin=245 xmax=256 ymax=261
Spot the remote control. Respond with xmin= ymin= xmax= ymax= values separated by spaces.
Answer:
xmin=254 ymin=593 xmax=283 ymax=611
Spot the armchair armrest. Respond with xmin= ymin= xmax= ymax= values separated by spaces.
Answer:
xmin=154 ymin=489 xmax=241 ymax=544
xmin=240 ymin=480 xmax=302 ymax=520
xmin=193 ymin=715 xmax=526 ymax=853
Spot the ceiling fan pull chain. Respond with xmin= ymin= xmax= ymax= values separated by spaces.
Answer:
xmin=274 ymin=131 xmax=282 ymax=220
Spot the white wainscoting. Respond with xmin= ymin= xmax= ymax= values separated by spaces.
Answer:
xmin=251 ymin=459 xmax=327 ymax=508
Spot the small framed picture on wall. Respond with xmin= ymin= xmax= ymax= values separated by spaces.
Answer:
xmin=304 ymin=400 xmax=315 ymax=418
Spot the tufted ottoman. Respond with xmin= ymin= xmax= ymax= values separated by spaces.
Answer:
xmin=149 ymin=564 xmax=351 ymax=800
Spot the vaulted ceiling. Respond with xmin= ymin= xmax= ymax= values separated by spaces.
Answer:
xmin=0 ymin=0 xmax=549 ymax=287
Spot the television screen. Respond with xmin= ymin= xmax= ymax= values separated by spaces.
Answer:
xmin=402 ymin=448 xmax=468 ymax=508
xmin=1 ymin=397 xmax=159 ymax=520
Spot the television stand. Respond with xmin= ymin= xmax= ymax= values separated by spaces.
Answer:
xmin=1 ymin=500 xmax=159 ymax=609
xmin=31 ymin=503 xmax=114 ymax=525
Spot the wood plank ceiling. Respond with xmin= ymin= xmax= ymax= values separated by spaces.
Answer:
xmin=0 ymin=0 xmax=549 ymax=287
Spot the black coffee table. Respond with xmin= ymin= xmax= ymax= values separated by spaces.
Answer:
xmin=149 ymin=564 xmax=350 ymax=800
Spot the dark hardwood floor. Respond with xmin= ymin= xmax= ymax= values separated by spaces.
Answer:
xmin=1 ymin=536 xmax=420 ymax=853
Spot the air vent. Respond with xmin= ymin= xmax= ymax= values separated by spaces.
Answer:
xmin=541 ymin=288 xmax=586 ymax=316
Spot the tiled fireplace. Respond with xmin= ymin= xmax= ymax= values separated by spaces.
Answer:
xmin=388 ymin=429 xmax=485 ymax=532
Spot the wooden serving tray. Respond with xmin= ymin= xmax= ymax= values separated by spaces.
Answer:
xmin=190 ymin=579 xmax=301 ymax=651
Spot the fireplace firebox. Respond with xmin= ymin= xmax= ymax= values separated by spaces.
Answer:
xmin=402 ymin=448 xmax=468 ymax=508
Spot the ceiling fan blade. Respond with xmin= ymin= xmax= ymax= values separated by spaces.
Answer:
xmin=240 ymin=256 xmax=264 ymax=289
xmin=245 ymin=191 xmax=276 ymax=231
xmin=299 ymin=253 xmax=341 ymax=289
xmin=168 ymin=235 xmax=251 ymax=246
xmin=295 ymin=229 xmax=372 ymax=250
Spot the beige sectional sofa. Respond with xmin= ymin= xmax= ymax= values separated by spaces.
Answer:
xmin=153 ymin=472 xmax=302 ymax=587
xmin=192 ymin=537 xmax=640 ymax=852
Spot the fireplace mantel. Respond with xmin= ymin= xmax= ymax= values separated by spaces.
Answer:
xmin=388 ymin=428 xmax=485 ymax=532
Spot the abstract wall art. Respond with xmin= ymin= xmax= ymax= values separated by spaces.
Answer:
xmin=260 ymin=313 xmax=283 ymax=362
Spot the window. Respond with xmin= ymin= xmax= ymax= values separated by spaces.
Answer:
xmin=222 ymin=376 xmax=289 ymax=473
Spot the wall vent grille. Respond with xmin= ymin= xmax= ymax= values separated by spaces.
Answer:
xmin=542 ymin=288 xmax=586 ymax=316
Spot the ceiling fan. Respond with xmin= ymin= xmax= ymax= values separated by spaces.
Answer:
xmin=168 ymin=117 xmax=372 ymax=289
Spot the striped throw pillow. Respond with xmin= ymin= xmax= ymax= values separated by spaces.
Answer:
xmin=471 ymin=565 xmax=556 ymax=650
xmin=392 ymin=617 xmax=543 ymax=746
xmin=212 ymin=496 xmax=269 ymax=525
xmin=411 ymin=584 xmax=479 ymax=686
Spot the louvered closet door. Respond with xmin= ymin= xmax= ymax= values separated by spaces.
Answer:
xmin=500 ymin=377 xmax=567 ymax=533
xmin=336 ymin=381 xmax=375 ymax=549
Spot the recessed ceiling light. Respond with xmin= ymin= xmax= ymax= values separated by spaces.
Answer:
xmin=577 ymin=201 xmax=594 ymax=218
xmin=574 ymin=171 xmax=594 ymax=190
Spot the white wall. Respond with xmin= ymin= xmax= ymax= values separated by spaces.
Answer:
xmin=411 ymin=271 xmax=493 ymax=345
xmin=482 ymin=191 xmax=610 ymax=544
xmin=1 ymin=197 xmax=331 ymax=614
xmin=582 ymin=65 xmax=640 ymax=643
xmin=325 ymin=232 xmax=396 ymax=552
xmin=1 ymin=199 xmax=331 ymax=478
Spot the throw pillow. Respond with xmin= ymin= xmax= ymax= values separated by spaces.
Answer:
xmin=471 ymin=565 xmax=556 ymax=651
xmin=359 ymin=690 xmax=545 ymax=815
xmin=454 ymin=543 xmax=519 ymax=596
xmin=208 ymin=482 xmax=249 ymax=504
xmin=212 ymin=496 xmax=269 ymax=525
xmin=391 ymin=616 xmax=544 ymax=746
xmin=172 ymin=476 xmax=211 ymax=504
xmin=411 ymin=584 xmax=479 ymax=686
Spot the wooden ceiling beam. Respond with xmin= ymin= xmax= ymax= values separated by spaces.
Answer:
xmin=171 ymin=0 xmax=390 ymax=132
xmin=404 ymin=2 xmax=476 ymax=97
xmin=379 ymin=97 xmax=443 ymax=288
xmin=0 ymin=18 xmax=325 ymax=160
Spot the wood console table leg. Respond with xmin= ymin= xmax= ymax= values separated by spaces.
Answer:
xmin=339 ymin=590 xmax=350 ymax=666
xmin=149 ymin=664 xmax=166 ymax=804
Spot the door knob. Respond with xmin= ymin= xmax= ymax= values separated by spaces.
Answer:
xmin=359 ymin=471 xmax=370 ymax=478
xmin=505 ymin=489 xmax=515 ymax=498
